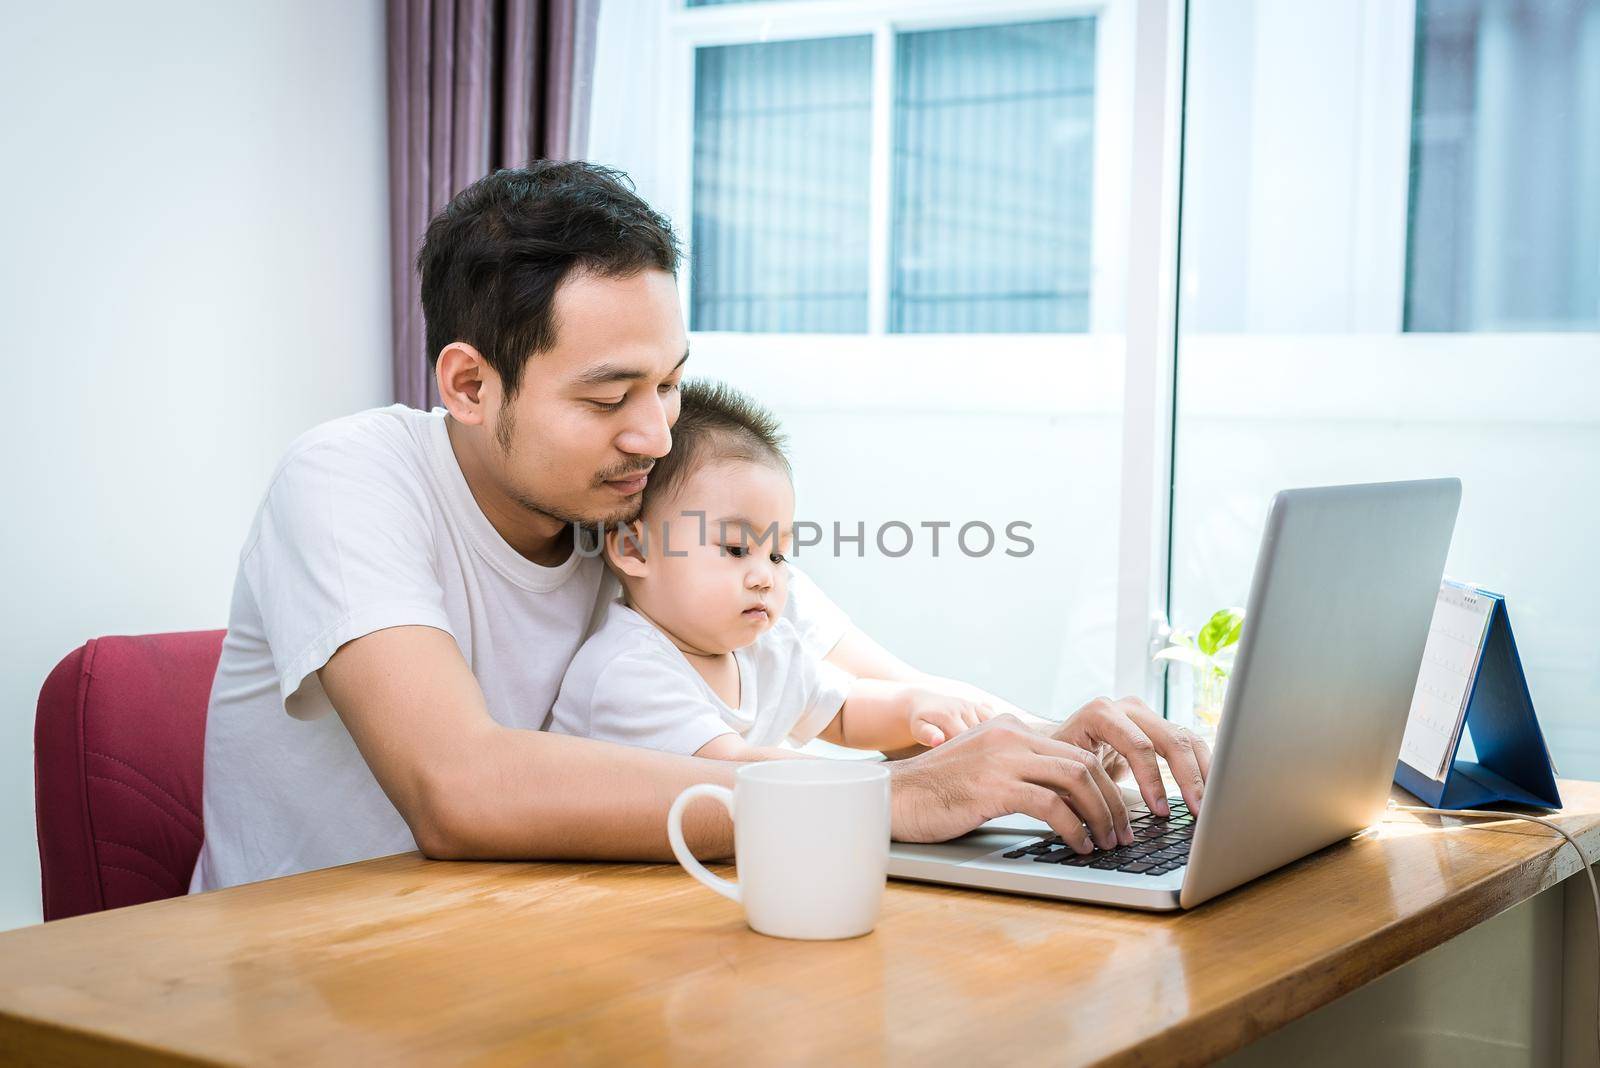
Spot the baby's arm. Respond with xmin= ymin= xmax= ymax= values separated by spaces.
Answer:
xmin=693 ymin=733 xmax=814 ymax=762
xmin=818 ymin=679 xmax=996 ymax=750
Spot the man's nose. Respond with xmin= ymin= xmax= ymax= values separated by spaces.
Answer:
xmin=615 ymin=395 xmax=673 ymax=459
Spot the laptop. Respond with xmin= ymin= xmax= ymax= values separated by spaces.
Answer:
xmin=887 ymin=478 xmax=1463 ymax=911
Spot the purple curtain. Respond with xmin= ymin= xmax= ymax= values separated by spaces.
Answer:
xmin=387 ymin=0 xmax=602 ymax=410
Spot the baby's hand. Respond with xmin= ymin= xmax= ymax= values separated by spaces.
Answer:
xmin=907 ymin=688 xmax=998 ymax=747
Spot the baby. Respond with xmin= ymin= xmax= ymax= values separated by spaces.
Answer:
xmin=548 ymin=379 xmax=993 ymax=760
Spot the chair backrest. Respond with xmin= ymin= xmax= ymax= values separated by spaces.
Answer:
xmin=34 ymin=631 xmax=224 ymax=921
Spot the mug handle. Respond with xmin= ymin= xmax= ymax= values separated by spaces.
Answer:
xmin=667 ymin=784 xmax=740 ymax=904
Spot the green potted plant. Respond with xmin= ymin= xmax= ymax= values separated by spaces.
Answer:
xmin=1153 ymin=607 xmax=1245 ymax=740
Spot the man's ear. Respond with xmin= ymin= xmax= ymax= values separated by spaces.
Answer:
xmin=436 ymin=342 xmax=494 ymax=424
xmin=606 ymin=520 xmax=651 ymax=579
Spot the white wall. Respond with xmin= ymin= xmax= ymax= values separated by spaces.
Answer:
xmin=0 ymin=1 xmax=392 ymax=932
xmin=683 ymin=333 xmax=1127 ymax=720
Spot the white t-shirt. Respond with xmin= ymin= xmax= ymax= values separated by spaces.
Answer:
xmin=189 ymin=405 xmax=848 ymax=893
xmin=548 ymin=600 xmax=854 ymax=755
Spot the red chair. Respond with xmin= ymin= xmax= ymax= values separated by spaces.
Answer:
xmin=34 ymin=631 xmax=224 ymax=921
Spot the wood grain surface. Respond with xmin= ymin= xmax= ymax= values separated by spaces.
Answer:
xmin=1 ymin=781 xmax=1597 ymax=1067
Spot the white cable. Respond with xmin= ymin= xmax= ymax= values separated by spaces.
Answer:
xmin=1384 ymin=799 xmax=1599 ymax=1058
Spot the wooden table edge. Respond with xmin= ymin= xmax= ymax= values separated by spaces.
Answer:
xmin=1 ymin=784 xmax=1596 ymax=1067
xmin=1118 ymin=802 xmax=1600 ymax=1067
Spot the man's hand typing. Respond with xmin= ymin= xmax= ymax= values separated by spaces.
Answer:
xmin=885 ymin=696 xmax=1212 ymax=853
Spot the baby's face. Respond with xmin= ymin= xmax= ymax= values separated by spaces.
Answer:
xmin=622 ymin=459 xmax=795 ymax=656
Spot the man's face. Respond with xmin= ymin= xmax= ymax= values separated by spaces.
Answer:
xmin=490 ymin=268 xmax=688 ymax=526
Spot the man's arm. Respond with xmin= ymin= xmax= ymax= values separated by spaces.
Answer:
xmin=320 ymin=625 xmax=1148 ymax=860
xmin=319 ymin=625 xmax=741 ymax=861
xmin=822 ymin=626 xmax=921 ymax=684
xmin=824 ymin=624 xmax=1209 ymax=816
xmin=824 ymin=627 xmax=1054 ymax=739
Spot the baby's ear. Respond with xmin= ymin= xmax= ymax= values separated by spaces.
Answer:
xmin=605 ymin=520 xmax=650 ymax=579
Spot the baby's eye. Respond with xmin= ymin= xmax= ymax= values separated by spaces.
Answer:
xmin=770 ymin=552 xmax=787 ymax=565
xmin=723 ymin=544 xmax=746 ymax=559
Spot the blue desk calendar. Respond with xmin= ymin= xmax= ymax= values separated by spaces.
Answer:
xmin=1394 ymin=579 xmax=1561 ymax=810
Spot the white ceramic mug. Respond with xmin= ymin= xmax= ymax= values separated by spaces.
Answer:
xmin=666 ymin=760 xmax=891 ymax=940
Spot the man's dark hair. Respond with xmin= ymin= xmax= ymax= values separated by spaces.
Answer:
xmin=417 ymin=161 xmax=680 ymax=397
xmin=643 ymin=379 xmax=792 ymax=514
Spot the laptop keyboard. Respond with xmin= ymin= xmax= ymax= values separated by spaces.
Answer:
xmin=1001 ymin=799 xmax=1193 ymax=877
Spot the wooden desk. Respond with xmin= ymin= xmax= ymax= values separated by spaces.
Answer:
xmin=1 ymin=782 xmax=1597 ymax=1066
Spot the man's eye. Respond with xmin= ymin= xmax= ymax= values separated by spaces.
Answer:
xmin=659 ymin=380 xmax=681 ymax=395
xmin=588 ymin=397 xmax=626 ymax=412
xmin=723 ymin=544 xmax=746 ymax=559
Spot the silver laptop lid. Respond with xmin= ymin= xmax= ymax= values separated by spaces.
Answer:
xmin=1179 ymin=478 xmax=1461 ymax=909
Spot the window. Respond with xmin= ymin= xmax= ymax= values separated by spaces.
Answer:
xmin=1404 ymin=0 xmax=1600 ymax=332
xmin=684 ymin=10 xmax=1102 ymax=334
xmin=1171 ymin=0 xmax=1600 ymax=778
xmin=691 ymin=36 xmax=873 ymax=332
xmin=892 ymin=20 xmax=1097 ymax=333
xmin=591 ymin=1 xmax=1597 ymax=778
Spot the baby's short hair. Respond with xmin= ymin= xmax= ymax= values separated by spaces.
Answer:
xmin=644 ymin=379 xmax=791 ymax=514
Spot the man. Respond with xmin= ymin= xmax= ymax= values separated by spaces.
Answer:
xmin=190 ymin=163 xmax=1210 ymax=893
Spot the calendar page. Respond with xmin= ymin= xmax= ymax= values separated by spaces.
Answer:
xmin=1399 ymin=580 xmax=1494 ymax=781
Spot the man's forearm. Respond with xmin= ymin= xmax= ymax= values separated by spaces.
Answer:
xmin=824 ymin=627 xmax=1055 ymax=735
xmin=417 ymin=728 xmax=740 ymax=863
